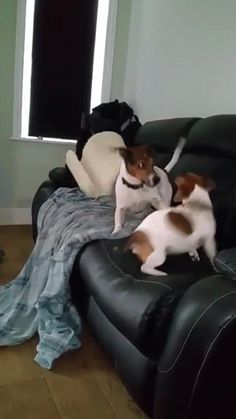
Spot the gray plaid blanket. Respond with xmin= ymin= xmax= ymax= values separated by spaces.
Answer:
xmin=0 ymin=187 xmax=148 ymax=369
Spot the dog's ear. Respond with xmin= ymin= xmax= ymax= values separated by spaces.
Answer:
xmin=174 ymin=174 xmax=216 ymax=202
xmin=173 ymin=175 xmax=192 ymax=202
xmin=173 ymin=176 xmax=183 ymax=202
xmin=145 ymin=145 xmax=155 ymax=157
xmin=116 ymin=147 xmax=133 ymax=163
xmin=186 ymin=173 xmax=216 ymax=192
xmin=173 ymin=186 xmax=185 ymax=202
xmin=203 ymin=176 xmax=216 ymax=192
xmin=175 ymin=175 xmax=185 ymax=187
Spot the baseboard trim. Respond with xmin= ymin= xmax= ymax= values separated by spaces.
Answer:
xmin=0 ymin=208 xmax=31 ymax=225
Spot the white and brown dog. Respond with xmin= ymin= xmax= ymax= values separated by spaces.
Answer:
xmin=112 ymin=137 xmax=185 ymax=234
xmin=125 ymin=173 xmax=216 ymax=276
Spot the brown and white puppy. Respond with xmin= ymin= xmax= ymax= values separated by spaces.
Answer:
xmin=125 ymin=173 xmax=216 ymax=276
xmin=112 ymin=138 xmax=185 ymax=234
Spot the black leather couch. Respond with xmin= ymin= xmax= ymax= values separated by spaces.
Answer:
xmin=32 ymin=115 xmax=236 ymax=419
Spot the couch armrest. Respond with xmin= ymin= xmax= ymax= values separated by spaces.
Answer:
xmin=214 ymin=247 xmax=236 ymax=279
xmin=154 ymin=275 xmax=236 ymax=419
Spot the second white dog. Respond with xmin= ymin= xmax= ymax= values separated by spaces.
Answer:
xmin=125 ymin=173 xmax=216 ymax=276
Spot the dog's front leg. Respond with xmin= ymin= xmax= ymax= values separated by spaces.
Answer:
xmin=151 ymin=197 xmax=168 ymax=210
xmin=189 ymin=250 xmax=200 ymax=262
xmin=112 ymin=207 xmax=126 ymax=234
xmin=203 ymin=236 xmax=217 ymax=265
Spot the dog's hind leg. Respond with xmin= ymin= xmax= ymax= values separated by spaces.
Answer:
xmin=203 ymin=236 xmax=217 ymax=265
xmin=141 ymin=249 xmax=167 ymax=276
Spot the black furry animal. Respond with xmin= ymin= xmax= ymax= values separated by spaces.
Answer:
xmin=49 ymin=100 xmax=141 ymax=187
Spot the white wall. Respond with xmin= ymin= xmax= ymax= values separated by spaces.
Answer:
xmin=123 ymin=0 xmax=236 ymax=123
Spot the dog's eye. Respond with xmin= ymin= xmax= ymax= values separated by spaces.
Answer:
xmin=138 ymin=162 xmax=144 ymax=169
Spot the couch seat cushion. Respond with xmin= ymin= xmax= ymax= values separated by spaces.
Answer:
xmin=77 ymin=238 xmax=213 ymax=358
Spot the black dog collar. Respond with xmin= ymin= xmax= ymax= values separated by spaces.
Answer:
xmin=122 ymin=177 xmax=144 ymax=190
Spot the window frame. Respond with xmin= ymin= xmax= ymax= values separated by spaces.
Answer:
xmin=12 ymin=0 xmax=118 ymax=144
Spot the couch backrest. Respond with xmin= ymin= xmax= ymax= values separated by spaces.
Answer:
xmin=134 ymin=115 xmax=236 ymax=250
xmin=186 ymin=115 xmax=236 ymax=158
xmin=135 ymin=117 xmax=200 ymax=150
xmin=135 ymin=117 xmax=199 ymax=168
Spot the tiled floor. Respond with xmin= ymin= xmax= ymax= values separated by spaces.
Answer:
xmin=0 ymin=225 xmax=147 ymax=419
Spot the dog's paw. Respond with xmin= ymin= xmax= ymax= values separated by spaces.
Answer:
xmin=151 ymin=198 xmax=160 ymax=210
xmin=141 ymin=265 xmax=167 ymax=276
xmin=153 ymin=269 xmax=167 ymax=276
xmin=112 ymin=226 xmax=121 ymax=235
xmin=189 ymin=250 xmax=200 ymax=262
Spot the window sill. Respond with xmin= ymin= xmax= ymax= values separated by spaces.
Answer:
xmin=10 ymin=136 xmax=76 ymax=145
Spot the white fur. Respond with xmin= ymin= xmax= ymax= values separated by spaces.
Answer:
xmin=164 ymin=137 xmax=186 ymax=172
xmin=134 ymin=185 xmax=216 ymax=276
xmin=112 ymin=137 xmax=186 ymax=234
xmin=66 ymin=132 xmax=125 ymax=197
xmin=66 ymin=150 xmax=96 ymax=197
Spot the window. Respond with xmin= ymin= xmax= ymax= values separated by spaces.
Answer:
xmin=12 ymin=0 xmax=117 ymax=143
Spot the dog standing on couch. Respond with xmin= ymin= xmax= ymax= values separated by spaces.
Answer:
xmin=125 ymin=173 xmax=216 ymax=276
xmin=112 ymin=137 xmax=185 ymax=234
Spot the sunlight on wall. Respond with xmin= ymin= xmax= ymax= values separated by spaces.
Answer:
xmin=90 ymin=0 xmax=110 ymax=110
xmin=21 ymin=0 xmax=35 ymax=137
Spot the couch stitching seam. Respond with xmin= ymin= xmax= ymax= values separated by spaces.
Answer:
xmin=215 ymin=258 xmax=236 ymax=275
xmin=158 ymin=289 xmax=236 ymax=373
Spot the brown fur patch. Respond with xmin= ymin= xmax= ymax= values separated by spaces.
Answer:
xmin=119 ymin=146 xmax=155 ymax=183
xmin=167 ymin=211 xmax=193 ymax=235
xmin=125 ymin=230 xmax=153 ymax=263
xmin=174 ymin=173 xmax=215 ymax=202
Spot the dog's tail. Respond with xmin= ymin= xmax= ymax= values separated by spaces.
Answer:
xmin=124 ymin=231 xmax=153 ymax=263
xmin=124 ymin=231 xmax=151 ymax=251
xmin=164 ymin=137 xmax=186 ymax=173
xmin=124 ymin=231 xmax=142 ymax=252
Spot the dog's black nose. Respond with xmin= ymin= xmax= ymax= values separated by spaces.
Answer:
xmin=153 ymin=175 xmax=160 ymax=186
